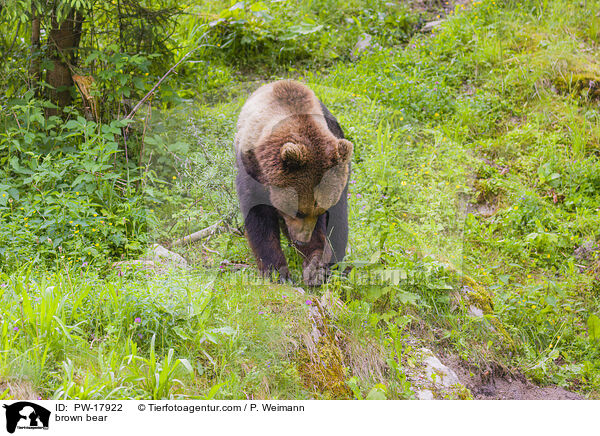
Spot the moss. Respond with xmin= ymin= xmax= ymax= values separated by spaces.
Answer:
xmin=551 ymin=56 xmax=600 ymax=100
xmin=461 ymin=275 xmax=515 ymax=350
xmin=297 ymin=336 xmax=351 ymax=399
xmin=443 ymin=384 xmax=473 ymax=400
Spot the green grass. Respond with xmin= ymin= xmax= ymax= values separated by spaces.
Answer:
xmin=2 ymin=0 xmax=600 ymax=399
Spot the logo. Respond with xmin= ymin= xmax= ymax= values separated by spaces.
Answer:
xmin=2 ymin=402 xmax=50 ymax=434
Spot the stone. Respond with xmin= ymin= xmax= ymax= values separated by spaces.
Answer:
xmin=422 ymin=20 xmax=444 ymax=32
xmin=113 ymin=244 xmax=188 ymax=275
xmin=574 ymin=240 xmax=598 ymax=262
xmin=352 ymin=33 xmax=373 ymax=59
xmin=150 ymin=244 xmax=188 ymax=268
xmin=421 ymin=348 xmax=461 ymax=388
xmin=468 ymin=304 xmax=484 ymax=318
xmin=416 ymin=389 xmax=434 ymax=400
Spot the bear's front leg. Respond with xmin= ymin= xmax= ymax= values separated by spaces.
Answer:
xmin=296 ymin=214 xmax=331 ymax=286
xmin=244 ymin=205 xmax=290 ymax=281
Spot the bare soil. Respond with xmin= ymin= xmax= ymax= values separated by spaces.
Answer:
xmin=441 ymin=355 xmax=585 ymax=400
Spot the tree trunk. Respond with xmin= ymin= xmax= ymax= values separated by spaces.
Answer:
xmin=29 ymin=6 xmax=41 ymax=94
xmin=46 ymin=10 xmax=84 ymax=115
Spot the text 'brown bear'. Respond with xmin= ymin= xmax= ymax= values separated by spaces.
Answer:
xmin=235 ymin=80 xmax=353 ymax=286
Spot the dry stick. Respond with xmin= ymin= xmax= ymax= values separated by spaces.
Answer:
xmin=135 ymin=98 xmax=153 ymax=190
xmin=201 ymin=244 xmax=220 ymax=255
xmin=11 ymin=111 xmax=22 ymax=129
xmin=171 ymin=221 xmax=225 ymax=247
xmin=139 ymin=98 xmax=152 ymax=167
xmin=8 ymin=21 xmax=21 ymax=54
xmin=124 ymin=37 xmax=211 ymax=123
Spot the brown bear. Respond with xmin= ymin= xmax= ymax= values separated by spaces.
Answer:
xmin=235 ymin=80 xmax=353 ymax=285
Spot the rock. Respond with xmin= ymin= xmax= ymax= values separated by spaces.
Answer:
xmin=421 ymin=348 xmax=461 ymax=388
xmin=352 ymin=33 xmax=372 ymax=59
xmin=574 ymin=240 xmax=598 ymax=262
xmin=150 ymin=244 xmax=188 ymax=268
xmin=452 ymin=285 xmax=493 ymax=316
xmin=422 ymin=20 xmax=444 ymax=32
xmin=416 ymin=389 xmax=434 ymax=400
xmin=113 ymin=244 xmax=188 ymax=275
xmin=113 ymin=259 xmax=156 ymax=272
xmin=468 ymin=305 xmax=484 ymax=318
xmin=404 ymin=347 xmax=470 ymax=400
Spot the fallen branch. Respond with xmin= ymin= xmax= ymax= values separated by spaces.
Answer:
xmin=124 ymin=32 xmax=211 ymax=122
xmin=172 ymin=221 xmax=226 ymax=247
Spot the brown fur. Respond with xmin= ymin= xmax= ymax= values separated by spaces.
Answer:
xmin=235 ymin=80 xmax=352 ymax=283
xmin=253 ymin=113 xmax=342 ymax=188
xmin=272 ymin=80 xmax=314 ymax=112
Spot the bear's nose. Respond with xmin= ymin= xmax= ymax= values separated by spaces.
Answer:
xmin=293 ymin=240 xmax=308 ymax=247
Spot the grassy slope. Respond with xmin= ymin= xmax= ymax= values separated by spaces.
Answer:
xmin=1 ymin=0 xmax=599 ymax=399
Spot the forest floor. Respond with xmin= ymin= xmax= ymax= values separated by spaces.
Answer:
xmin=1 ymin=0 xmax=599 ymax=400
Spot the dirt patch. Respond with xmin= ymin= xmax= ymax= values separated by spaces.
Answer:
xmin=466 ymin=198 xmax=498 ymax=217
xmin=440 ymin=355 xmax=585 ymax=400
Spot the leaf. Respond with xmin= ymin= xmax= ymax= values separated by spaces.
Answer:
xmin=177 ymin=358 xmax=194 ymax=374
xmin=280 ymin=23 xmax=324 ymax=40
xmin=395 ymin=291 xmax=420 ymax=305
xmin=546 ymin=233 xmax=558 ymax=244
xmin=365 ymin=285 xmax=390 ymax=302
xmin=346 ymin=377 xmax=363 ymax=400
xmin=173 ymin=326 xmax=191 ymax=341
xmin=587 ymin=314 xmax=600 ymax=342
xmin=369 ymin=250 xmax=381 ymax=264
xmin=204 ymin=382 xmax=226 ymax=400
xmin=250 ymin=2 xmax=268 ymax=12
xmin=64 ymin=119 xmax=80 ymax=130
xmin=168 ymin=141 xmax=190 ymax=154
xmin=548 ymin=172 xmax=561 ymax=181
xmin=366 ymin=384 xmax=387 ymax=400
xmin=209 ymin=326 xmax=236 ymax=336
xmin=288 ymin=23 xmax=324 ymax=35
xmin=85 ymin=51 xmax=101 ymax=64
xmin=202 ymin=331 xmax=218 ymax=344
xmin=498 ymin=274 xmax=511 ymax=285
xmin=229 ymin=2 xmax=245 ymax=11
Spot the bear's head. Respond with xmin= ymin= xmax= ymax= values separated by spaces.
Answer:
xmin=254 ymin=114 xmax=353 ymax=243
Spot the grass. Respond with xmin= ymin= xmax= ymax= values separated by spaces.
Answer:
xmin=1 ymin=0 xmax=600 ymax=399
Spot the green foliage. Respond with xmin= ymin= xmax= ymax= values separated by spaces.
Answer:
xmin=588 ymin=315 xmax=600 ymax=344
xmin=0 ymin=99 xmax=150 ymax=271
xmin=185 ymin=0 xmax=419 ymax=68
xmin=2 ymin=0 xmax=600 ymax=400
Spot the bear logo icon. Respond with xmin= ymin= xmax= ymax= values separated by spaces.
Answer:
xmin=3 ymin=402 xmax=50 ymax=433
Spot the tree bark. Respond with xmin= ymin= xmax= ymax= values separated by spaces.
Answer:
xmin=46 ymin=9 xmax=84 ymax=115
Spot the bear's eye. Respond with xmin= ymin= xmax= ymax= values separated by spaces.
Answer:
xmin=296 ymin=212 xmax=307 ymax=219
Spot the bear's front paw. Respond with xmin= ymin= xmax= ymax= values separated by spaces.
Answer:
xmin=260 ymin=265 xmax=291 ymax=283
xmin=303 ymin=257 xmax=329 ymax=286
xmin=277 ymin=265 xmax=292 ymax=283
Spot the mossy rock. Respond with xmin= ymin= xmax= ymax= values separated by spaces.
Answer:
xmin=456 ymin=275 xmax=515 ymax=350
xmin=551 ymin=56 xmax=600 ymax=101
xmin=297 ymin=335 xmax=351 ymax=399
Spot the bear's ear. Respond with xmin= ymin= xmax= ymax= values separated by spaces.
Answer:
xmin=280 ymin=142 xmax=307 ymax=168
xmin=336 ymin=139 xmax=353 ymax=162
